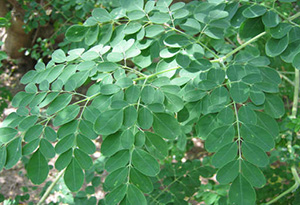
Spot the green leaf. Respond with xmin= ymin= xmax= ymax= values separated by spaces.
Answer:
xmin=125 ymin=85 xmax=140 ymax=103
xmin=217 ymin=107 xmax=234 ymax=125
xmin=52 ymin=49 xmax=66 ymax=63
xmin=262 ymin=10 xmax=280 ymax=28
xmin=242 ymin=5 xmax=266 ymax=18
xmin=64 ymin=158 xmax=84 ymax=192
xmin=0 ymin=127 xmax=18 ymax=143
xmin=141 ymin=86 xmax=155 ymax=104
xmin=25 ymin=83 xmax=38 ymax=93
xmin=242 ymin=142 xmax=269 ymax=167
xmin=241 ymin=160 xmax=266 ymax=188
xmin=101 ymin=132 xmax=121 ymax=157
xmin=22 ymin=138 xmax=40 ymax=156
xmin=57 ymin=120 xmax=78 ymax=139
xmin=230 ymin=82 xmax=250 ymax=103
xmin=100 ymin=84 xmax=121 ymax=95
xmin=135 ymin=131 xmax=145 ymax=147
xmin=5 ymin=137 xmax=22 ymax=169
xmin=79 ymin=120 xmax=98 ymax=140
xmin=26 ymin=150 xmax=49 ymax=185
xmin=132 ymin=148 xmax=160 ymax=177
xmin=250 ymin=87 xmax=265 ymax=105
xmin=39 ymin=138 xmax=55 ymax=158
xmin=164 ymin=35 xmax=189 ymax=48
xmin=149 ymin=12 xmax=170 ymax=24
xmin=256 ymin=111 xmax=279 ymax=138
xmin=270 ymin=23 xmax=292 ymax=39
xmin=85 ymin=25 xmax=99 ymax=45
xmin=205 ymin=125 xmax=235 ymax=152
xmin=53 ymin=105 xmax=80 ymax=127
xmin=123 ymin=106 xmax=137 ymax=128
xmin=0 ymin=146 xmax=7 ymax=171
xmin=241 ymin=124 xmax=274 ymax=151
xmin=239 ymin=17 xmax=264 ymax=39
xmin=46 ymin=93 xmax=72 ymax=115
xmin=55 ymin=134 xmax=75 ymax=154
xmin=97 ymin=62 xmax=119 ymax=72
xmin=130 ymin=168 xmax=153 ymax=193
xmin=229 ymin=174 xmax=256 ymax=205
xmin=121 ymin=129 xmax=134 ymax=149
xmin=164 ymin=92 xmax=184 ymax=112
xmin=152 ymin=113 xmax=180 ymax=140
xmin=74 ymin=148 xmax=93 ymax=170
xmin=104 ymin=167 xmax=128 ymax=190
xmin=18 ymin=115 xmax=38 ymax=131
xmin=124 ymin=22 xmax=142 ymax=34
xmin=145 ymin=25 xmax=165 ymax=38
xmin=127 ymin=184 xmax=147 ymax=205
xmin=138 ymin=107 xmax=153 ymax=130
xmin=76 ymin=134 xmax=96 ymax=154
xmin=55 ymin=149 xmax=72 ymax=171
xmin=92 ymin=8 xmax=112 ymax=23
xmin=66 ymin=25 xmax=89 ymax=42
xmin=94 ymin=109 xmax=123 ymax=135
xmin=266 ymin=36 xmax=289 ymax=57
xmin=105 ymin=150 xmax=129 ymax=172
xmin=238 ymin=106 xmax=257 ymax=124
xmin=145 ymin=132 xmax=168 ymax=160
xmin=292 ymin=52 xmax=300 ymax=70
xmin=212 ymin=142 xmax=238 ymax=168
xmin=264 ymin=94 xmax=285 ymax=118
xmin=216 ymin=160 xmax=239 ymax=184
xmin=105 ymin=184 xmax=126 ymax=205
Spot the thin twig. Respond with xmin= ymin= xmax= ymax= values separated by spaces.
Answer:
xmin=37 ymin=169 xmax=65 ymax=205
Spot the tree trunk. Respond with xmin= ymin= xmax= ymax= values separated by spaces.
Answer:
xmin=0 ymin=0 xmax=33 ymax=59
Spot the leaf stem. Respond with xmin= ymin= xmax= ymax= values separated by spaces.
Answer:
xmin=291 ymin=69 xmax=299 ymax=119
xmin=233 ymin=102 xmax=242 ymax=172
xmin=211 ymin=31 xmax=267 ymax=63
xmin=289 ymin=12 xmax=300 ymax=21
xmin=133 ymin=67 xmax=180 ymax=81
xmin=37 ymin=169 xmax=65 ymax=205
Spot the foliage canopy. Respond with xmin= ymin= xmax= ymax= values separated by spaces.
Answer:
xmin=1 ymin=0 xmax=300 ymax=204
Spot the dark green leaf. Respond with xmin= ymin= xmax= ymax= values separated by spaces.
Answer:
xmin=145 ymin=132 xmax=168 ymax=160
xmin=55 ymin=134 xmax=75 ymax=154
xmin=74 ymin=148 xmax=93 ymax=170
xmin=153 ymin=113 xmax=180 ymax=140
xmin=205 ymin=125 xmax=235 ymax=152
xmin=130 ymin=168 xmax=153 ymax=193
xmin=64 ymin=158 xmax=84 ymax=192
xmin=242 ymin=142 xmax=269 ymax=167
xmin=212 ymin=142 xmax=238 ymax=168
xmin=101 ymin=132 xmax=121 ymax=157
xmin=26 ymin=150 xmax=49 ymax=185
xmin=132 ymin=148 xmax=160 ymax=177
xmin=241 ymin=160 xmax=266 ymax=188
xmin=105 ymin=184 xmax=126 ymax=205
xmin=94 ymin=109 xmax=123 ymax=135
xmin=39 ymin=138 xmax=55 ymax=158
xmin=77 ymin=134 xmax=96 ymax=154
xmin=127 ymin=184 xmax=147 ymax=205
xmin=229 ymin=174 xmax=256 ymax=205
xmin=55 ymin=149 xmax=72 ymax=171
xmin=105 ymin=150 xmax=129 ymax=172
xmin=138 ymin=107 xmax=153 ymax=130
xmin=0 ymin=127 xmax=18 ymax=143
xmin=104 ymin=167 xmax=128 ymax=190
xmin=216 ymin=160 xmax=239 ymax=184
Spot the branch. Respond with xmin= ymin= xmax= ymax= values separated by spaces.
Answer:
xmin=211 ymin=31 xmax=267 ymax=63
xmin=37 ymin=169 xmax=65 ymax=205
